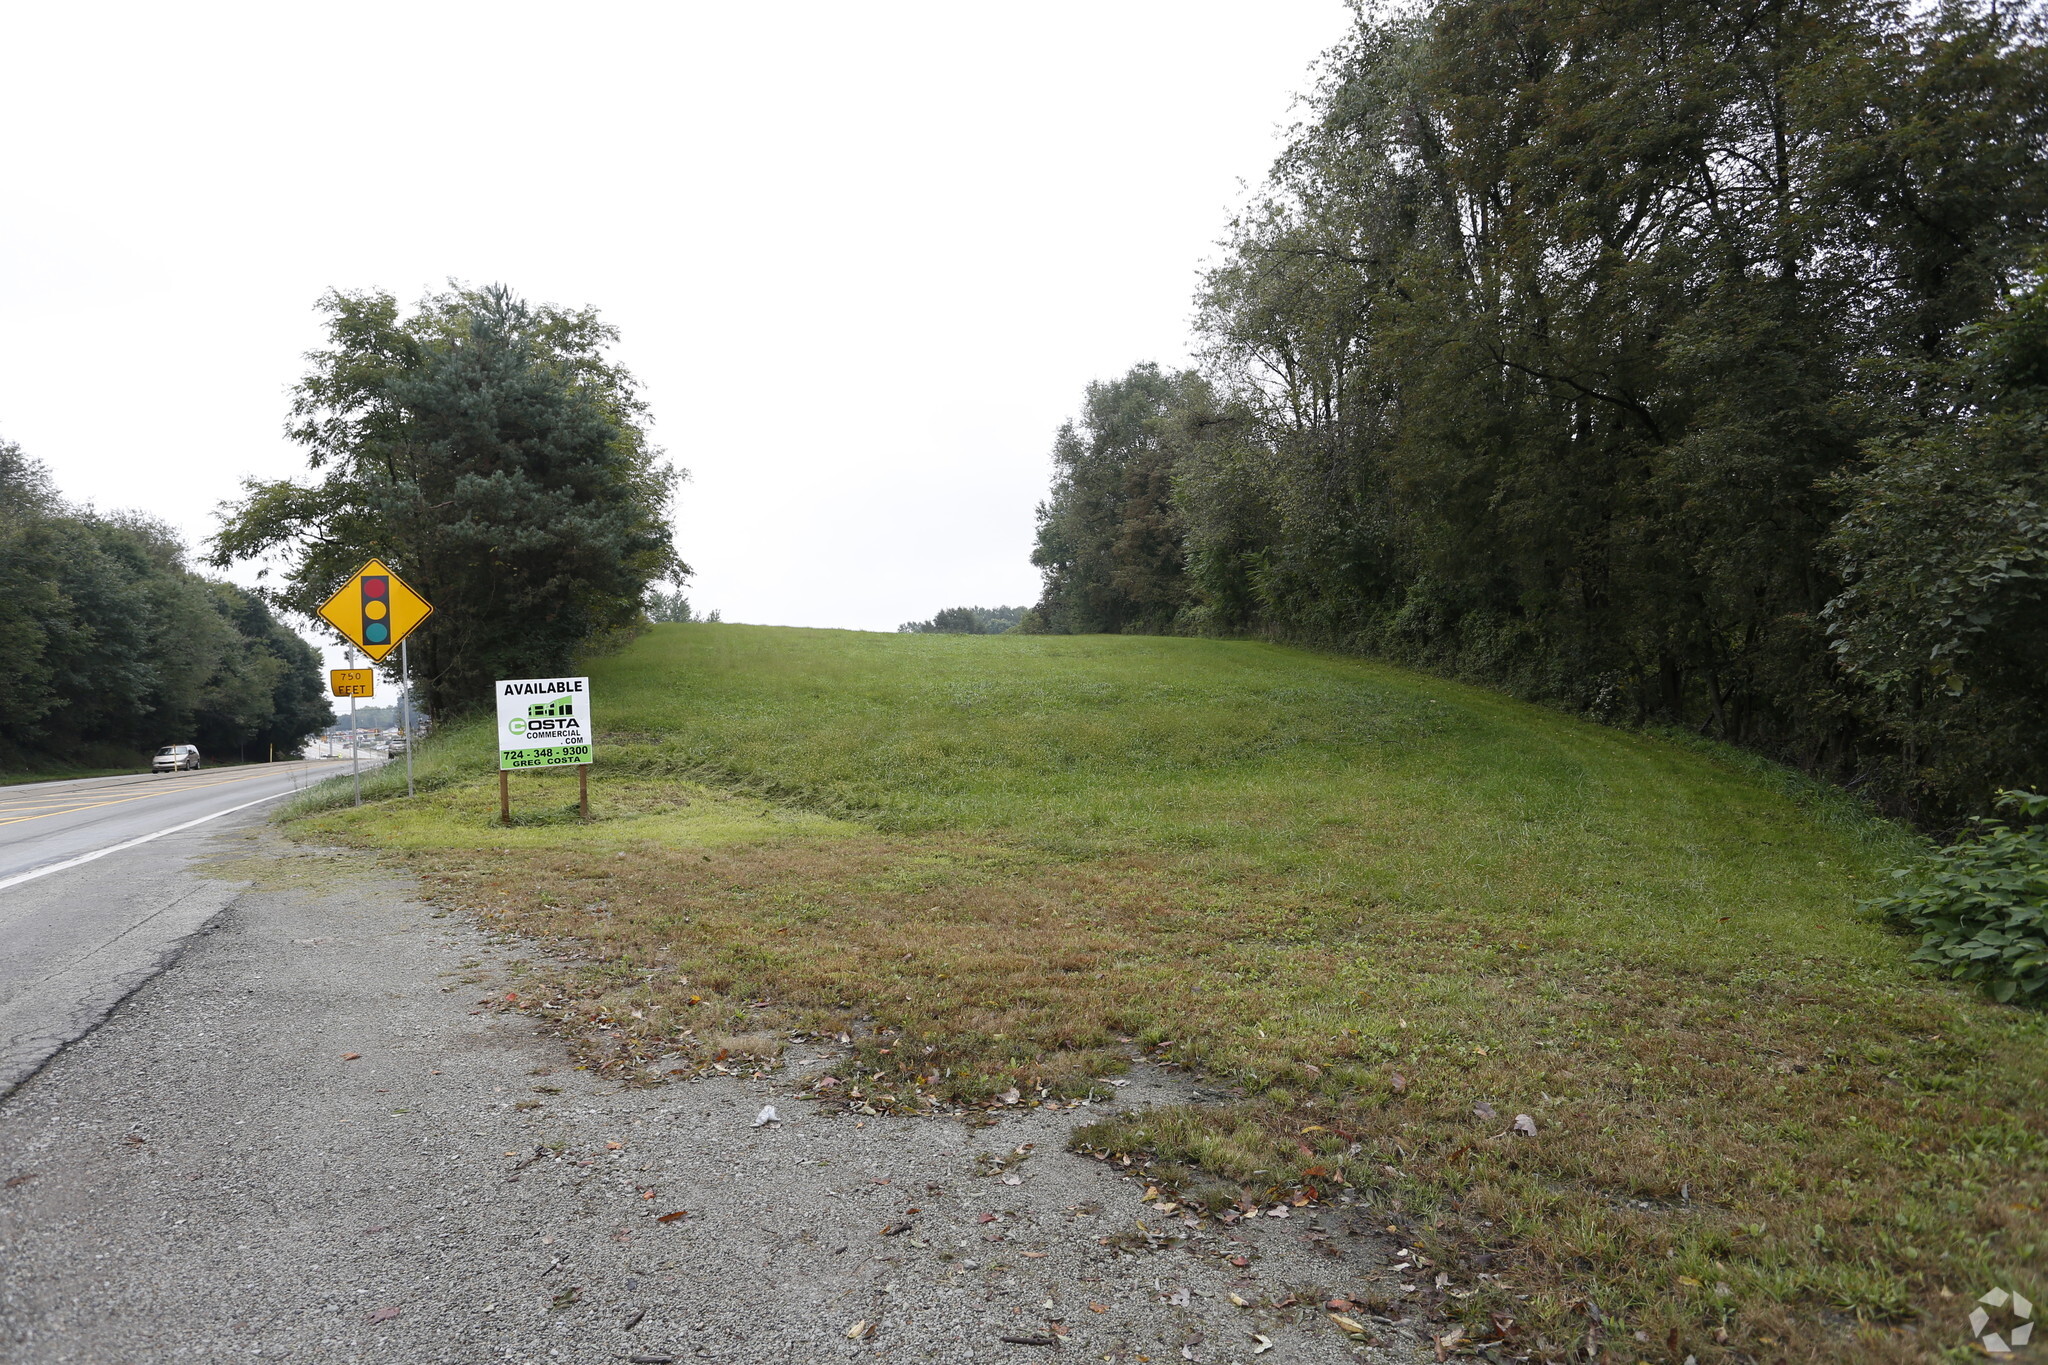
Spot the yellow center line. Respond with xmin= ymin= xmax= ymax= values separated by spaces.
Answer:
xmin=0 ymin=766 xmax=328 ymax=827
xmin=0 ymin=775 xmax=271 ymax=813
xmin=0 ymin=776 xmax=270 ymax=808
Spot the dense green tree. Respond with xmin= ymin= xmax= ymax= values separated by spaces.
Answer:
xmin=197 ymin=583 xmax=335 ymax=761
xmin=1031 ymin=365 xmax=1209 ymax=634
xmin=645 ymin=586 xmax=695 ymax=623
xmin=1826 ymin=255 xmax=2048 ymax=808
xmin=898 ymin=605 xmax=1028 ymax=634
xmin=0 ymin=442 xmax=330 ymax=768
xmin=1029 ymin=0 xmax=2048 ymax=817
xmin=212 ymin=283 xmax=685 ymax=716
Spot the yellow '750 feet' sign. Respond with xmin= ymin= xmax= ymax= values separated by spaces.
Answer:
xmin=317 ymin=559 xmax=433 ymax=663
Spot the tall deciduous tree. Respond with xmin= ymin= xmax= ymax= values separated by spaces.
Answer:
xmin=1029 ymin=0 xmax=2048 ymax=817
xmin=212 ymin=284 xmax=685 ymax=716
xmin=1031 ymin=364 xmax=1209 ymax=635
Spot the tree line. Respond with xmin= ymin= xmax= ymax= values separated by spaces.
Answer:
xmin=900 ymin=605 xmax=1028 ymax=634
xmin=1029 ymin=0 xmax=2048 ymax=820
xmin=0 ymin=444 xmax=330 ymax=769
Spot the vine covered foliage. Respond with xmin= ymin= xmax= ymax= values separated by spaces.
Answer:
xmin=1874 ymin=790 xmax=2048 ymax=1003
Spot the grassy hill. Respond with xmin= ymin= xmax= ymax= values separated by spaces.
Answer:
xmin=295 ymin=624 xmax=2047 ymax=1362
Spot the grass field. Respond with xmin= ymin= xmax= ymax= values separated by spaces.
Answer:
xmin=293 ymin=624 xmax=2048 ymax=1363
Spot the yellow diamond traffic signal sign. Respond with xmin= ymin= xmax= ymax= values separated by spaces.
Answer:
xmin=318 ymin=559 xmax=433 ymax=662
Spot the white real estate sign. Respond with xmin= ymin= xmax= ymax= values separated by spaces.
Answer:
xmin=496 ymin=676 xmax=592 ymax=771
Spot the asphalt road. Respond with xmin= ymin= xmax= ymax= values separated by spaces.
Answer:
xmin=0 ymin=759 xmax=371 ymax=1094
xmin=0 ymin=824 xmax=1425 ymax=1364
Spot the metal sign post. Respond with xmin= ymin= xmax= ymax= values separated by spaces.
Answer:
xmin=329 ymin=666 xmax=375 ymax=805
xmin=401 ymin=638 xmax=415 ymax=798
xmin=349 ymin=648 xmax=360 ymax=807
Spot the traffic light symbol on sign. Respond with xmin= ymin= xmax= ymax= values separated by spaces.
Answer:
xmin=362 ymin=576 xmax=391 ymax=646
xmin=316 ymin=559 xmax=432 ymax=662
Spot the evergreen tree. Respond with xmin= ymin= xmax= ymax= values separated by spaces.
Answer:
xmin=213 ymin=284 xmax=685 ymax=716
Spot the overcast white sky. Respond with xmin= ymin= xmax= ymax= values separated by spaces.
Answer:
xmin=0 ymin=1 xmax=1351 ymax=685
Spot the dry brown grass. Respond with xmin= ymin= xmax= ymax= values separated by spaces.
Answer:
xmin=383 ymin=823 xmax=2047 ymax=1365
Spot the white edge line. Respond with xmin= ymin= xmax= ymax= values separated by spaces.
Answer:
xmin=0 ymin=789 xmax=298 ymax=893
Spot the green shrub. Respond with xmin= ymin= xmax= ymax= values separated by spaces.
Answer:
xmin=1874 ymin=790 xmax=2048 ymax=1004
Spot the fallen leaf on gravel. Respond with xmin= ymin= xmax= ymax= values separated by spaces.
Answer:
xmin=1326 ymin=1298 xmax=1354 ymax=1311
xmin=1164 ymin=1288 xmax=1190 ymax=1306
xmin=605 ymin=1141 xmax=624 ymax=1150
xmin=998 ymin=1088 xmax=1020 ymax=1105
xmin=1252 ymin=1334 xmax=1274 ymax=1354
xmin=655 ymin=1210 xmax=688 ymax=1224
xmin=1228 ymin=1256 xmax=1251 ymax=1268
xmin=1390 ymin=1072 xmax=1408 ymax=1093
xmin=367 ymin=1306 xmax=400 ymax=1323
xmin=1088 ymin=1302 xmax=1109 ymax=1313
xmin=342 ymin=1053 xmax=362 ymax=1061
xmin=1229 ymin=1294 xmax=1250 ymax=1307
xmin=1331 ymin=1315 xmax=1368 ymax=1335
xmin=977 ymin=1212 xmax=998 ymax=1223
xmin=753 ymin=1105 xmax=780 ymax=1127
xmin=846 ymin=1319 xmax=874 ymax=1339
xmin=1435 ymin=1326 xmax=1467 ymax=1360
xmin=880 ymin=1221 xmax=912 ymax=1236
xmin=621 ymin=1308 xmax=646 ymax=1330
xmin=1513 ymin=1114 xmax=1538 ymax=1136
xmin=1000 ymin=1174 xmax=1022 ymax=1186
xmin=3 ymin=1174 xmax=33 ymax=1188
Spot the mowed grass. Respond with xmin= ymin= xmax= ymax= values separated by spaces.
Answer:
xmin=295 ymin=624 xmax=2048 ymax=1363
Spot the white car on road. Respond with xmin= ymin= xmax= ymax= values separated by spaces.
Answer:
xmin=151 ymin=744 xmax=202 ymax=772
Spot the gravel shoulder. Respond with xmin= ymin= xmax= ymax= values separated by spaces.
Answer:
xmin=0 ymin=823 xmax=1429 ymax=1365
